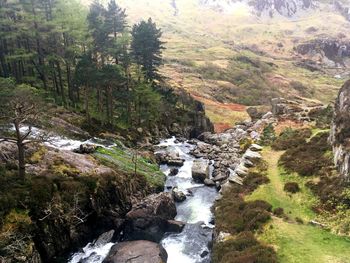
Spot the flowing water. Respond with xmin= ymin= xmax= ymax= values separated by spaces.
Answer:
xmin=66 ymin=136 xmax=217 ymax=263
xmin=159 ymin=137 xmax=217 ymax=263
xmin=4 ymin=124 xmax=218 ymax=261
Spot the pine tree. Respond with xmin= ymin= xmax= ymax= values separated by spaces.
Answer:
xmin=131 ymin=18 xmax=164 ymax=82
xmin=105 ymin=0 xmax=127 ymax=64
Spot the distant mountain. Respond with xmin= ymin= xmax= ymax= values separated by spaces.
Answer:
xmin=199 ymin=0 xmax=322 ymax=17
xmin=79 ymin=0 xmax=350 ymax=129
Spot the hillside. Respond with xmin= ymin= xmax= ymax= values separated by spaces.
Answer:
xmin=81 ymin=0 xmax=350 ymax=131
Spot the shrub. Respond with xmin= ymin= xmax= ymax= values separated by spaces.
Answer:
xmin=273 ymin=207 xmax=284 ymax=217
xmin=260 ymin=124 xmax=276 ymax=146
xmin=272 ymin=128 xmax=312 ymax=150
xmin=295 ymin=217 xmax=304 ymax=224
xmin=284 ymin=182 xmax=300 ymax=193
xmin=213 ymin=231 xmax=277 ymax=263
xmin=309 ymin=105 xmax=333 ymax=129
xmin=280 ymin=132 xmax=332 ymax=176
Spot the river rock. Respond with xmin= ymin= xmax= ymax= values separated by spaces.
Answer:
xmin=192 ymin=160 xmax=209 ymax=183
xmin=172 ymin=187 xmax=186 ymax=202
xmin=169 ymin=168 xmax=179 ymax=176
xmin=103 ymin=240 xmax=168 ymax=263
xmin=212 ymin=172 xmax=228 ymax=182
xmin=167 ymin=220 xmax=185 ymax=232
xmin=123 ymin=192 xmax=177 ymax=242
xmin=74 ymin=144 xmax=98 ymax=154
xmin=204 ymin=178 xmax=216 ymax=187
xmin=155 ymin=151 xmax=184 ymax=166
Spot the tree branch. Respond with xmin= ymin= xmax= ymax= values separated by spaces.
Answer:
xmin=0 ymin=137 xmax=17 ymax=144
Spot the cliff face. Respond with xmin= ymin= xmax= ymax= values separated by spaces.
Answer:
xmin=330 ymin=80 xmax=350 ymax=182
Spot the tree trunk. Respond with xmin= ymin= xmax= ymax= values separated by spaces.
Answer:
xmin=56 ymin=61 xmax=65 ymax=104
xmin=84 ymin=85 xmax=90 ymax=122
xmin=14 ymin=121 xmax=25 ymax=179
xmin=17 ymin=141 xmax=25 ymax=179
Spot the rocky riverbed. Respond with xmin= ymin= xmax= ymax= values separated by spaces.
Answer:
xmin=67 ymin=107 xmax=280 ymax=263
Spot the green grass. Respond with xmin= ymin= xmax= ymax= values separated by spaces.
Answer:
xmin=247 ymin=149 xmax=350 ymax=263
xmin=260 ymin=219 xmax=350 ymax=263
xmin=246 ymin=149 xmax=317 ymax=221
xmin=95 ymin=147 xmax=165 ymax=190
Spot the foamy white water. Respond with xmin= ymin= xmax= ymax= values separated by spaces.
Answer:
xmin=68 ymin=242 xmax=114 ymax=263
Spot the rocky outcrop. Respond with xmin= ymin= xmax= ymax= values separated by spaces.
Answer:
xmin=123 ymin=192 xmax=178 ymax=242
xmin=335 ymin=1 xmax=350 ymax=22
xmin=200 ymin=0 xmax=316 ymax=17
xmin=2 ymin=141 xmax=164 ymax=262
xmin=103 ymin=240 xmax=168 ymax=263
xmin=330 ymin=80 xmax=350 ymax=182
xmin=271 ymin=97 xmax=325 ymax=121
xmin=295 ymin=38 xmax=350 ymax=68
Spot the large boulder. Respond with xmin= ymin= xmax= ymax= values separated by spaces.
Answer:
xmin=192 ymin=160 xmax=209 ymax=183
xmin=103 ymin=240 xmax=168 ymax=263
xmin=123 ymin=193 xmax=177 ymax=242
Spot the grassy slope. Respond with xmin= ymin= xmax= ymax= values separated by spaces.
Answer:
xmin=95 ymin=147 xmax=165 ymax=190
xmin=247 ymin=149 xmax=350 ymax=263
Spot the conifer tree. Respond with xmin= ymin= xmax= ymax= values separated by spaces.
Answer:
xmin=131 ymin=18 xmax=164 ymax=82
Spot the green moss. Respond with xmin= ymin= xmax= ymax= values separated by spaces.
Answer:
xmin=95 ymin=147 xmax=165 ymax=191
xmin=28 ymin=146 xmax=47 ymax=164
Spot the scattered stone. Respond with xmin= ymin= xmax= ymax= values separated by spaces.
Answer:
xmin=204 ymin=178 xmax=216 ymax=187
xmin=200 ymin=250 xmax=209 ymax=258
xmin=172 ymin=187 xmax=186 ymax=202
xmin=243 ymin=149 xmax=262 ymax=162
xmin=217 ymin=232 xmax=232 ymax=242
xmin=235 ymin=166 xmax=248 ymax=177
xmin=169 ymin=168 xmax=179 ymax=176
xmin=250 ymin=144 xmax=263 ymax=152
xmin=309 ymin=220 xmax=327 ymax=228
xmin=212 ymin=173 xmax=228 ymax=182
xmin=186 ymin=189 xmax=194 ymax=196
xmin=167 ymin=159 xmax=185 ymax=166
xmin=242 ymin=159 xmax=254 ymax=168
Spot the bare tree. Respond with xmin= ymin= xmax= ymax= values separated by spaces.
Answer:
xmin=0 ymin=85 xmax=40 ymax=179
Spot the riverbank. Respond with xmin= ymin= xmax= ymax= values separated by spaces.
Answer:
xmin=211 ymin=118 xmax=350 ymax=263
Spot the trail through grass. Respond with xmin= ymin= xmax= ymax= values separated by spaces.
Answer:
xmin=247 ymin=149 xmax=350 ymax=263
